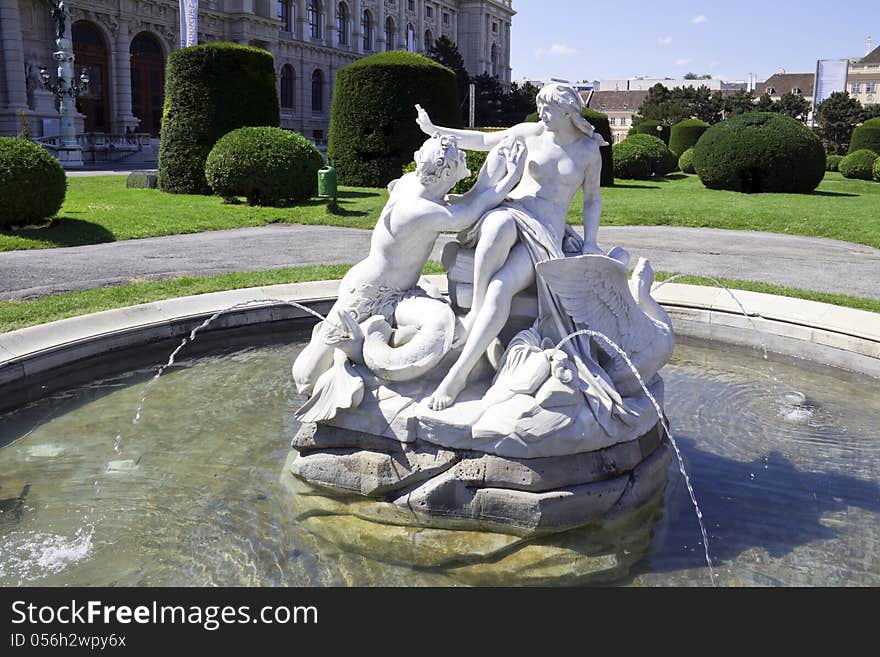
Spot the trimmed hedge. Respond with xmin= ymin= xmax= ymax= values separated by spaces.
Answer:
xmin=692 ymin=112 xmax=825 ymax=193
xmin=849 ymin=117 xmax=880 ymax=154
xmin=0 ymin=137 xmax=66 ymax=227
xmin=629 ymin=120 xmax=670 ymax=145
xmin=328 ymin=51 xmax=461 ymax=187
xmin=679 ymin=147 xmax=696 ymax=174
xmin=204 ymin=127 xmax=323 ymax=206
xmin=825 ymin=154 xmax=843 ymax=171
xmin=669 ymin=118 xmax=709 ymax=158
xmin=158 ymin=42 xmax=280 ymax=195
xmin=526 ymin=108 xmax=614 ymax=186
xmin=839 ymin=149 xmax=879 ymax=180
xmin=874 ymin=156 xmax=880 ymax=182
xmin=612 ymin=134 xmax=677 ymax=179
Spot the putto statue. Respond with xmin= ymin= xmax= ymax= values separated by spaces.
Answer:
xmin=287 ymin=84 xmax=674 ymax=539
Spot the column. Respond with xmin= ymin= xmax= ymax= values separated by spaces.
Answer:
xmin=352 ymin=0 xmax=362 ymax=53
xmin=451 ymin=10 xmax=457 ymax=44
xmin=112 ymin=23 xmax=138 ymax=133
xmin=326 ymin=3 xmax=337 ymax=47
xmin=416 ymin=0 xmax=424 ymax=51
xmin=376 ymin=0 xmax=386 ymax=51
xmin=398 ymin=0 xmax=405 ymax=50
xmin=0 ymin=0 xmax=29 ymax=121
xmin=296 ymin=0 xmax=308 ymax=40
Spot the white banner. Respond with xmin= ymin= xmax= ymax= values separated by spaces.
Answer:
xmin=179 ymin=0 xmax=198 ymax=48
xmin=814 ymin=59 xmax=849 ymax=107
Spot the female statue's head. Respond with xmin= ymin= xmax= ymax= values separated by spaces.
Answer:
xmin=536 ymin=83 xmax=594 ymax=136
xmin=413 ymin=134 xmax=470 ymax=188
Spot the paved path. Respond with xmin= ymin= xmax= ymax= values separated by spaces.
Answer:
xmin=1 ymin=224 xmax=878 ymax=302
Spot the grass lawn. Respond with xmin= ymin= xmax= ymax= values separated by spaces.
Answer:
xmin=1 ymin=264 xmax=876 ymax=335
xmin=1 ymin=171 xmax=878 ymax=252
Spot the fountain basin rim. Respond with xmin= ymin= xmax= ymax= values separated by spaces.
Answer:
xmin=0 ymin=276 xmax=878 ymax=393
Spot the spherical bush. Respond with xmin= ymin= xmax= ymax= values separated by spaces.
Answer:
xmin=679 ymin=147 xmax=696 ymax=174
xmin=205 ymin=127 xmax=323 ymax=206
xmin=849 ymin=118 xmax=880 ymax=154
xmin=838 ymin=149 xmax=878 ymax=180
xmin=0 ymin=137 xmax=66 ymax=227
xmin=612 ymin=134 xmax=676 ymax=180
xmin=873 ymin=156 xmax=880 ymax=182
xmin=669 ymin=118 xmax=709 ymax=158
xmin=692 ymin=112 xmax=825 ymax=193
xmin=825 ymin=154 xmax=843 ymax=171
xmin=328 ymin=51 xmax=461 ymax=187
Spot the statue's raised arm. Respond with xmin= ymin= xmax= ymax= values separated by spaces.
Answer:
xmin=415 ymin=104 xmax=541 ymax=152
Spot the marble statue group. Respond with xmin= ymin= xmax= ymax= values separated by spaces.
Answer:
xmin=287 ymin=83 xmax=675 ymax=535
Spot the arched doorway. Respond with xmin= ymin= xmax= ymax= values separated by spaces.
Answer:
xmin=72 ymin=21 xmax=110 ymax=133
xmin=130 ymin=32 xmax=165 ymax=136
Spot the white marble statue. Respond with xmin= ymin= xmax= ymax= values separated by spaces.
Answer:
xmin=292 ymin=133 xmax=526 ymax=421
xmin=291 ymin=83 xmax=674 ymax=460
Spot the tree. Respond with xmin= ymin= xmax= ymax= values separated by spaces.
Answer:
xmin=861 ymin=104 xmax=880 ymax=122
xmin=722 ymin=89 xmax=756 ymax=116
xmin=755 ymin=93 xmax=775 ymax=112
xmin=692 ymin=87 xmax=723 ymax=124
xmin=427 ymin=35 xmax=470 ymax=110
xmin=684 ymin=72 xmax=698 ymax=80
xmin=815 ymin=91 xmax=864 ymax=154
xmin=774 ymin=91 xmax=811 ymax=123
xmin=635 ymin=83 xmax=722 ymax=126
xmin=498 ymin=81 xmax=539 ymax=126
xmin=472 ymin=72 xmax=505 ymax=126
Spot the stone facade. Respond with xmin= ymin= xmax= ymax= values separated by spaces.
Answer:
xmin=0 ymin=0 xmax=515 ymax=144
xmin=848 ymin=43 xmax=880 ymax=107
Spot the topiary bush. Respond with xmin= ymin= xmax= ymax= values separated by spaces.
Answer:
xmin=873 ymin=156 xmax=880 ymax=182
xmin=825 ymin=154 xmax=843 ymax=171
xmin=669 ymin=118 xmax=709 ymax=157
xmin=527 ymin=108 xmax=614 ymax=186
xmin=629 ymin=120 xmax=670 ymax=145
xmin=0 ymin=137 xmax=66 ymax=227
xmin=679 ymin=147 xmax=696 ymax=174
xmin=158 ymin=42 xmax=280 ymax=195
xmin=204 ymin=127 xmax=323 ymax=206
xmin=328 ymin=51 xmax=461 ymax=187
xmin=848 ymin=117 xmax=880 ymax=154
xmin=612 ymin=134 xmax=677 ymax=179
xmin=838 ymin=149 xmax=879 ymax=180
xmin=692 ymin=112 xmax=825 ymax=193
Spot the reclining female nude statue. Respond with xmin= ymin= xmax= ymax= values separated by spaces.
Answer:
xmin=291 ymin=134 xmax=525 ymax=421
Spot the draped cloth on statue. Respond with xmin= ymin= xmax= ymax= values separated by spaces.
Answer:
xmin=460 ymin=201 xmax=638 ymax=433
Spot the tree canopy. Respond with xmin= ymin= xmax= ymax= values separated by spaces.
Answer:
xmin=815 ymin=91 xmax=865 ymax=154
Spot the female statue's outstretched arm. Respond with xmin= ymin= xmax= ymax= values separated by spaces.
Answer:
xmin=415 ymin=104 xmax=540 ymax=151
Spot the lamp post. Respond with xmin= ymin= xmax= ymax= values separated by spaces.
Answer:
xmin=40 ymin=1 xmax=87 ymax=167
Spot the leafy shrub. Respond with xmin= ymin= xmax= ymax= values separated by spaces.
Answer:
xmin=669 ymin=118 xmax=709 ymax=157
xmin=328 ymin=51 xmax=461 ymax=187
xmin=612 ymin=134 xmax=677 ymax=179
xmin=838 ymin=149 xmax=879 ymax=180
xmin=873 ymin=156 xmax=880 ymax=182
xmin=527 ymin=108 xmax=614 ymax=186
xmin=0 ymin=137 xmax=66 ymax=227
xmin=825 ymin=154 xmax=843 ymax=171
xmin=692 ymin=112 xmax=825 ymax=193
xmin=204 ymin=127 xmax=323 ymax=205
xmin=679 ymin=147 xmax=696 ymax=174
xmin=629 ymin=120 xmax=670 ymax=145
xmin=158 ymin=43 xmax=280 ymax=195
xmin=848 ymin=117 xmax=880 ymax=154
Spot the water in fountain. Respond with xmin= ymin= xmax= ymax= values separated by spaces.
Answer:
xmin=555 ymin=327 xmax=718 ymax=587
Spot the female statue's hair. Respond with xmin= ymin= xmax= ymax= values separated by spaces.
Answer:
xmin=536 ymin=83 xmax=605 ymax=144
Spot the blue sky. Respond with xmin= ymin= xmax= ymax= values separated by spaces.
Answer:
xmin=509 ymin=1 xmax=880 ymax=83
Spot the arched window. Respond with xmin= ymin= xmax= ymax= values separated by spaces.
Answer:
xmin=490 ymin=43 xmax=498 ymax=77
xmin=280 ymin=64 xmax=295 ymax=110
xmin=362 ymin=10 xmax=373 ymax=50
xmin=406 ymin=23 xmax=415 ymax=52
xmin=277 ymin=1 xmax=293 ymax=32
xmin=311 ymin=69 xmax=324 ymax=113
xmin=308 ymin=0 xmax=323 ymax=39
xmin=424 ymin=29 xmax=433 ymax=52
xmin=336 ymin=2 xmax=349 ymax=46
xmin=385 ymin=17 xmax=395 ymax=51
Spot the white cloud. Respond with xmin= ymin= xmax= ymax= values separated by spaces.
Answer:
xmin=657 ymin=36 xmax=673 ymax=46
xmin=534 ymin=43 xmax=579 ymax=60
xmin=674 ymin=58 xmax=691 ymax=67
xmin=691 ymin=15 xmax=708 ymax=24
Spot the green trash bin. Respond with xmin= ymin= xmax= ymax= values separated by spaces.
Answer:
xmin=317 ymin=162 xmax=337 ymax=199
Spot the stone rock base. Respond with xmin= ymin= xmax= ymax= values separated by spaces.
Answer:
xmin=286 ymin=421 xmax=672 ymax=538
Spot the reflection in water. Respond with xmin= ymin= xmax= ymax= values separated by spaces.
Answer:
xmin=0 ymin=334 xmax=878 ymax=586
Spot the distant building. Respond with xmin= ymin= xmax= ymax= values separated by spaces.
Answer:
xmin=599 ymin=77 xmax=722 ymax=92
xmin=754 ymin=72 xmax=815 ymax=122
xmin=583 ymin=89 xmax=648 ymax=143
xmin=848 ymin=40 xmax=880 ymax=106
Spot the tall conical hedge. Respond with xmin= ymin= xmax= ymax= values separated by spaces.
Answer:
xmin=669 ymin=118 xmax=710 ymax=158
xmin=158 ymin=42 xmax=279 ymax=195
xmin=328 ymin=51 xmax=461 ymax=187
